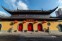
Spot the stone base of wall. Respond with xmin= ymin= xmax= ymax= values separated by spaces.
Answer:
xmin=50 ymin=30 xmax=62 ymax=35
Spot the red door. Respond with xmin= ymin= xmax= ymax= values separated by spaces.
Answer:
xmin=38 ymin=24 xmax=43 ymax=31
xmin=18 ymin=23 xmax=23 ymax=31
xmin=28 ymin=23 xmax=33 ymax=31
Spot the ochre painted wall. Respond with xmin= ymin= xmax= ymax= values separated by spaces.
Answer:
xmin=0 ymin=21 xmax=62 ymax=32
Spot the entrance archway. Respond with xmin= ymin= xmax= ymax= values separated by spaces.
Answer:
xmin=38 ymin=24 xmax=43 ymax=31
xmin=18 ymin=23 xmax=23 ymax=31
xmin=0 ymin=24 xmax=2 ymax=31
xmin=57 ymin=24 xmax=62 ymax=32
xmin=28 ymin=23 xmax=33 ymax=31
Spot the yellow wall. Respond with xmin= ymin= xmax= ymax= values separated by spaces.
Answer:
xmin=0 ymin=21 xmax=62 ymax=31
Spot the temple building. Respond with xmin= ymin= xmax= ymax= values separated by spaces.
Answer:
xmin=0 ymin=6 xmax=62 ymax=33
xmin=56 ymin=8 xmax=62 ymax=18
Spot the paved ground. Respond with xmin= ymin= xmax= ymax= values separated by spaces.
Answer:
xmin=0 ymin=35 xmax=62 ymax=41
xmin=0 ymin=32 xmax=62 ymax=41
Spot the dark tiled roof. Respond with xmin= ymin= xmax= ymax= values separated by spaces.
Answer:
xmin=2 ymin=6 xmax=58 ymax=15
xmin=0 ymin=17 xmax=61 ymax=21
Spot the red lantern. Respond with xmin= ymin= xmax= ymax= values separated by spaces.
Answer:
xmin=42 ymin=20 xmax=46 ymax=24
xmin=22 ymin=20 xmax=26 ymax=24
xmin=33 ymin=20 xmax=38 ymax=24
xmin=14 ymin=20 xmax=18 ymax=24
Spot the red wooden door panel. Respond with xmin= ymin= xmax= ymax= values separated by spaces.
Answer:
xmin=28 ymin=23 xmax=33 ymax=31
xmin=38 ymin=24 xmax=43 ymax=31
xmin=18 ymin=23 xmax=23 ymax=31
